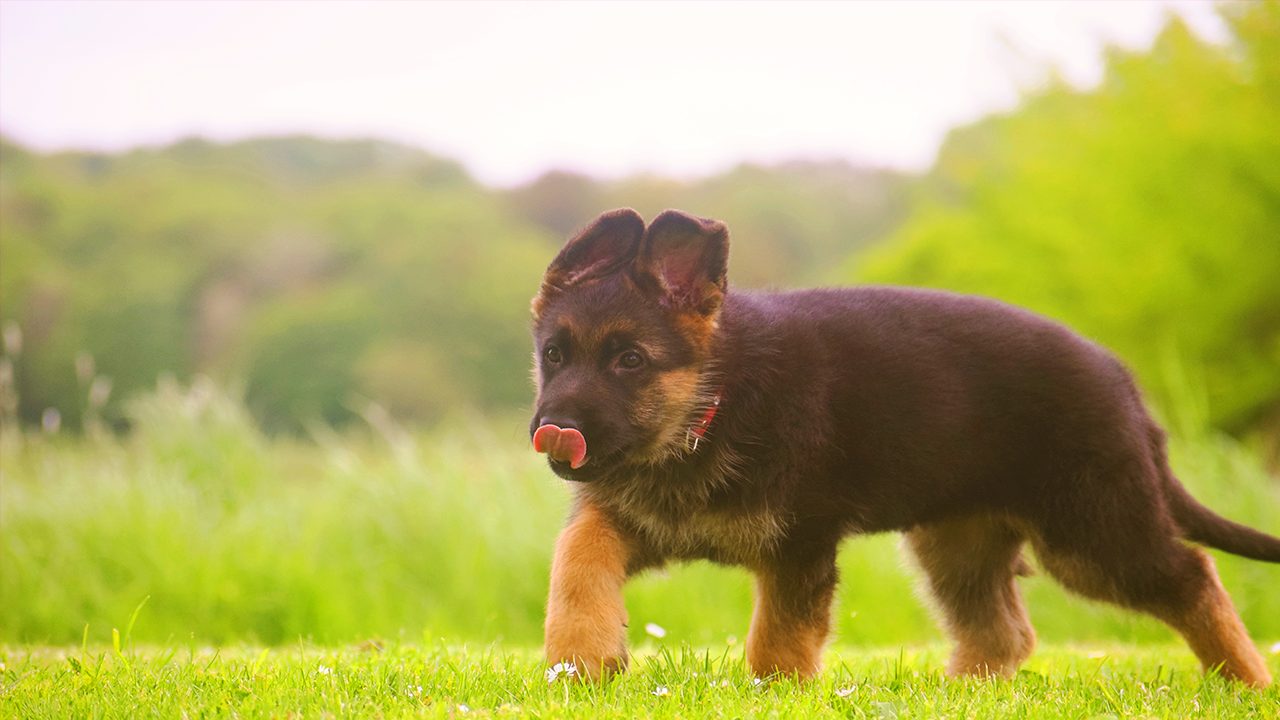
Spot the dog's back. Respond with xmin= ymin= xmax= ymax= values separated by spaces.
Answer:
xmin=714 ymin=285 xmax=1148 ymax=531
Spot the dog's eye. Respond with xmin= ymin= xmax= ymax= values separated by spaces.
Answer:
xmin=619 ymin=350 xmax=643 ymax=369
xmin=544 ymin=346 xmax=562 ymax=364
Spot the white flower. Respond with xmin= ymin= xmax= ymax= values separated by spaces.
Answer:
xmin=545 ymin=661 xmax=578 ymax=683
xmin=457 ymin=704 xmax=470 ymax=713
xmin=653 ymin=685 xmax=670 ymax=696
xmin=752 ymin=678 xmax=765 ymax=687
xmin=645 ymin=623 xmax=667 ymax=638
xmin=835 ymin=686 xmax=856 ymax=698
xmin=1271 ymin=641 xmax=1280 ymax=655
xmin=316 ymin=664 xmax=333 ymax=675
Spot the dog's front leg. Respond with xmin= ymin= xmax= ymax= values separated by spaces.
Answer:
xmin=545 ymin=502 xmax=632 ymax=681
xmin=746 ymin=547 xmax=838 ymax=681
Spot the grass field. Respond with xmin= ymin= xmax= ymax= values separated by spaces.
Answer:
xmin=2 ymin=379 xmax=1280 ymax=716
xmin=5 ymin=379 xmax=1279 ymax=649
xmin=3 ymin=643 xmax=1279 ymax=718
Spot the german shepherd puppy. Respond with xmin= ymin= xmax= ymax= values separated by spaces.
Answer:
xmin=529 ymin=208 xmax=1280 ymax=686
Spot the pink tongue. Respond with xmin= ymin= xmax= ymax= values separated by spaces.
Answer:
xmin=533 ymin=425 xmax=588 ymax=469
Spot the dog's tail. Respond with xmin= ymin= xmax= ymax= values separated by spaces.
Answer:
xmin=1153 ymin=430 xmax=1280 ymax=563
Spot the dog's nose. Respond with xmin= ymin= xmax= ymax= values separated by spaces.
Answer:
xmin=529 ymin=409 xmax=582 ymax=442
xmin=538 ymin=415 xmax=579 ymax=431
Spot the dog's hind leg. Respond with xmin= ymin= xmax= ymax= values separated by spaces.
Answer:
xmin=747 ymin=543 xmax=839 ymax=681
xmin=905 ymin=514 xmax=1036 ymax=678
xmin=1151 ymin=549 xmax=1273 ymax=687
xmin=545 ymin=502 xmax=633 ymax=681
xmin=1028 ymin=468 xmax=1272 ymax=688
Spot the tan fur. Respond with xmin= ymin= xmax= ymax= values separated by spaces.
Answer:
xmin=1150 ymin=551 xmax=1272 ymax=688
xmin=550 ymin=315 xmax=581 ymax=338
xmin=578 ymin=317 xmax=645 ymax=353
xmin=638 ymin=301 xmax=722 ymax=465
xmin=544 ymin=502 xmax=632 ymax=681
xmin=632 ymin=368 xmax=701 ymax=458
xmin=530 ymin=284 xmax=554 ymax=320
xmin=1026 ymin=541 xmax=1123 ymax=603
xmin=910 ymin=516 xmax=1271 ymax=685
xmin=629 ymin=504 xmax=785 ymax=564
xmin=746 ymin=568 xmax=832 ymax=680
xmin=671 ymin=308 xmax=720 ymax=356
xmin=905 ymin=516 xmax=1036 ymax=678
xmin=1027 ymin=535 xmax=1272 ymax=688
xmin=657 ymin=367 xmax=700 ymax=409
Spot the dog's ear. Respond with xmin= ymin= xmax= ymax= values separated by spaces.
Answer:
xmin=532 ymin=208 xmax=645 ymax=318
xmin=636 ymin=210 xmax=729 ymax=317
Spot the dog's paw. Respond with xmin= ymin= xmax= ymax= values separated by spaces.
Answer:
xmin=545 ymin=649 xmax=628 ymax=682
xmin=545 ymin=612 xmax=630 ymax=682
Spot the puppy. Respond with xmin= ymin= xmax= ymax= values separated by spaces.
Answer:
xmin=529 ymin=208 xmax=1279 ymax=686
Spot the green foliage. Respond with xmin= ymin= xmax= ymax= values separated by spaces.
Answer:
xmin=0 ymin=137 xmax=910 ymax=434
xmin=2 ymin=644 xmax=1278 ymax=719
xmin=1 ymin=382 xmax=565 ymax=646
xmin=4 ymin=7 xmax=1280 ymax=446
xmin=0 ymin=136 xmax=558 ymax=432
xmin=3 ymin=381 xmax=1277 ymax=650
xmin=851 ymin=4 xmax=1280 ymax=438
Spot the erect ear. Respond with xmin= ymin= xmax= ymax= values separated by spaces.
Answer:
xmin=635 ymin=210 xmax=729 ymax=317
xmin=532 ymin=208 xmax=645 ymax=318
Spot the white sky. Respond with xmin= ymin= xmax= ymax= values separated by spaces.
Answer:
xmin=0 ymin=1 xmax=1228 ymax=187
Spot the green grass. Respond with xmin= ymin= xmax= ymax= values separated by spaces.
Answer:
xmin=3 ymin=379 xmax=1280 ymax=650
xmin=3 ymin=380 xmax=1280 ymax=718
xmin=3 ymin=643 xmax=1279 ymax=718
xmin=2 ymin=379 xmax=1280 ymax=712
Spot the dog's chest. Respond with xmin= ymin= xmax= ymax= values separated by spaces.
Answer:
xmin=626 ymin=504 xmax=785 ymax=565
xmin=586 ymin=459 xmax=788 ymax=565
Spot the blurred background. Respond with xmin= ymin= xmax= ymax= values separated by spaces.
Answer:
xmin=2 ymin=1 xmax=1278 ymax=650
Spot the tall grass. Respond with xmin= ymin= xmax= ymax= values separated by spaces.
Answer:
xmin=2 ymin=378 xmax=1278 ymax=649
xmin=2 ymin=379 xmax=564 ymax=646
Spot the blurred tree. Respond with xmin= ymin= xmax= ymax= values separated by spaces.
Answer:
xmin=850 ymin=4 xmax=1280 ymax=453
xmin=0 ymin=137 xmax=556 ymax=431
xmin=1 ymin=136 xmax=907 ymax=432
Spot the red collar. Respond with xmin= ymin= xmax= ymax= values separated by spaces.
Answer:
xmin=685 ymin=388 xmax=724 ymax=452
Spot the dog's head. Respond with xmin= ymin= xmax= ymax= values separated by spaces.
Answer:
xmin=529 ymin=208 xmax=729 ymax=481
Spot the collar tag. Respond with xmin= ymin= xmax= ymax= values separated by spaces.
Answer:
xmin=684 ymin=391 xmax=723 ymax=453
